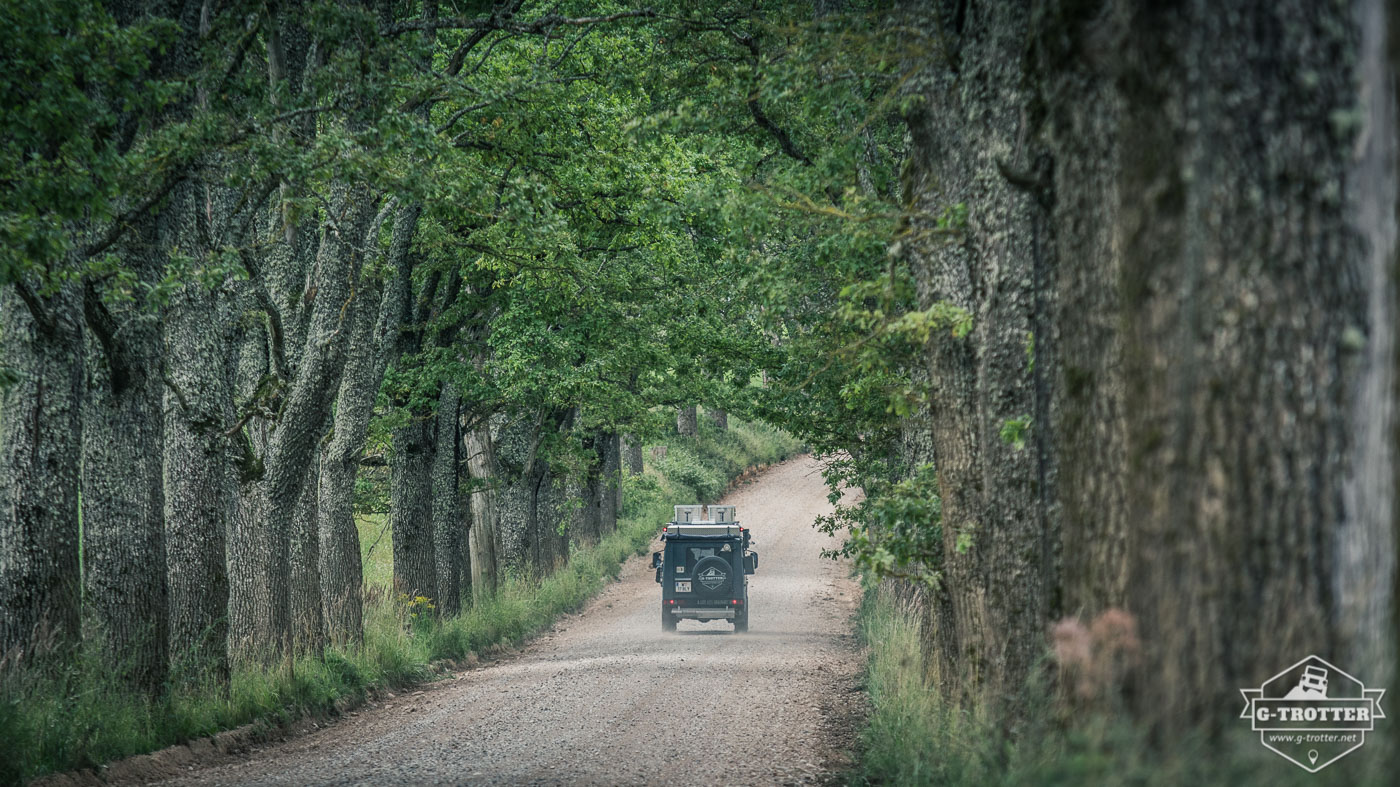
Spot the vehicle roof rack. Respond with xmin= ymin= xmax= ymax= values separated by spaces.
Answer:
xmin=662 ymin=522 xmax=743 ymax=537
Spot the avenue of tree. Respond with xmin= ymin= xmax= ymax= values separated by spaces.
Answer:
xmin=3 ymin=0 xmax=1399 ymax=768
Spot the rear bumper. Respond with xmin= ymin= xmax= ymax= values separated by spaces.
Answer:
xmin=670 ymin=607 xmax=736 ymax=620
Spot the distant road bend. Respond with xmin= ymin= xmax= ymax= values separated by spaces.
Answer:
xmin=151 ymin=455 xmax=864 ymax=786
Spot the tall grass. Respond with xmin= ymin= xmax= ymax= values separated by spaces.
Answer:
xmin=851 ymin=581 xmax=1392 ymax=787
xmin=0 ymin=417 xmax=800 ymax=784
xmin=652 ymin=412 xmax=801 ymax=502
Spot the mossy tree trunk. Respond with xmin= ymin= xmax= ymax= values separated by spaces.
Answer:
xmin=432 ymin=383 xmax=466 ymax=617
xmin=622 ymin=434 xmax=644 ymax=476
xmin=463 ymin=416 xmax=500 ymax=603
xmin=81 ymin=224 xmax=169 ymax=692
xmin=903 ymin=0 xmax=1051 ymax=706
xmin=0 ymin=283 xmax=83 ymax=668
xmin=901 ymin=0 xmax=1384 ymax=737
xmin=676 ymin=405 xmax=698 ymax=437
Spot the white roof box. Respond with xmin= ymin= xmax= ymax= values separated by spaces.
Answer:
xmin=709 ymin=505 xmax=736 ymax=523
xmin=663 ymin=523 xmax=742 ymax=537
xmin=673 ymin=505 xmax=704 ymax=523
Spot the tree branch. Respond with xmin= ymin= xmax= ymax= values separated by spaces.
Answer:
xmin=81 ymin=173 xmax=186 ymax=260
xmin=747 ymin=93 xmax=812 ymax=166
xmin=82 ymin=282 xmax=132 ymax=393
xmin=10 ymin=279 xmax=54 ymax=334
xmin=236 ymin=249 xmax=292 ymax=383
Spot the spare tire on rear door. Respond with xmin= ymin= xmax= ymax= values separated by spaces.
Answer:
xmin=691 ymin=555 xmax=733 ymax=596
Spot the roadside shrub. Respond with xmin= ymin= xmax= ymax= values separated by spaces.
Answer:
xmin=653 ymin=443 xmax=726 ymax=501
xmin=851 ymin=580 xmax=1388 ymax=787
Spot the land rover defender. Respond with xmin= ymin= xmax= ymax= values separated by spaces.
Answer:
xmin=651 ymin=504 xmax=758 ymax=632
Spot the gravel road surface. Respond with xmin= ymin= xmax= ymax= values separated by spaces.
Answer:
xmin=152 ymin=455 xmax=864 ymax=786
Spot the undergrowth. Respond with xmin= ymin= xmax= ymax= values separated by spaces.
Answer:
xmin=851 ymin=581 xmax=1392 ymax=787
xmin=0 ymin=416 xmax=800 ymax=784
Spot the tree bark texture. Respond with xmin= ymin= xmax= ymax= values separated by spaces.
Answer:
xmin=574 ymin=430 xmax=603 ymax=545
xmin=81 ymin=232 xmax=168 ymax=692
xmin=255 ymin=181 xmax=378 ymax=661
xmin=1104 ymin=0 xmax=1363 ymax=732
xmin=463 ymin=417 xmax=500 ymax=603
xmin=159 ymin=163 xmax=248 ymax=677
xmin=290 ymin=446 xmax=325 ymax=653
xmin=535 ymin=461 xmax=572 ymax=572
xmin=432 ymin=383 xmax=466 ymax=616
xmin=706 ymin=407 xmax=727 ymax=431
xmin=227 ymin=330 xmax=271 ymax=662
xmin=904 ymin=0 xmax=1049 ymax=705
xmin=163 ymin=278 xmax=235 ymax=680
xmin=494 ymin=415 xmax=537 ymax=572
xmin=676 ymin=405 xmax=698 ymax=437
xmin=0 ymin=283 xmax=83 ymax=667
xmin=901 ymin=0 xmax=1386 ymax=736
xmin=598 ymin=433 xmax=621 ymax=537
xmin=317 ymin=202 xmax=421 ymax=644
xmin=622 ymin=434 xmax=644 ymax=476
xmin=1383 ymin=0 xmax=1400 ymax=730
xmin=391 ymin=415 xmax=436 ymax=599
xmin=1338 ymin=0 xmax=1398 ymax=694
xmin=494 ymin=413 xmax=570 ymax=574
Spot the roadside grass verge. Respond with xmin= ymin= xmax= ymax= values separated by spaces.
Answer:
xmin=850 ymin=581 xmax=1391 ymax=787
xmin=0 ymin=417 xmax=800 ymax=785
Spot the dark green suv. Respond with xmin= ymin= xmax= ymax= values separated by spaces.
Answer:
xmin=651 ymin=505 xmax=758 ymax=632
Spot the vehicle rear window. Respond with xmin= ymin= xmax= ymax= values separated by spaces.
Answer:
xmin=686 ymin=547 xmax=715 ymax=572
xmin=668 ymin=541 xmax=735 ymax=577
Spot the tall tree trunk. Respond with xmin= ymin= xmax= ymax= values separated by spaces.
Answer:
xmin=493 ymin=412 xmax=569 ymax=574
xmin=1383 ymin=0 xmax=1400 ymax=736
xmin=463 ymin=417 xmax=500 ymax=603
xmin=0 ymin=283 xmax=83 ymax=667
xmin=676 ymin=405 xmax=698 ymax=437
xmin=622 ymin=434 xmax=644 ymax=476
xmin=706 ymin=408 xmax=727 ymax=431
xmin=1338 ymin=0 xmax=1399 ymax=694
xmin=455 ymin=446 xmax=473 ymax=602
xmin=1104 ymin=0 xmax=1361 ymax=732
xmin=226 ymin=327 xmax=270 ymax=663
xmin=163 ymin=280 xmax=234 ymax=681
xmin=255 ymin=183 xmax=378 ymax=663
xmin=81 ymin=239 xmax=168 ymax=693
xmin=536 ymin=461 xmax=570 ymax=570
xmin=316 ymin=350 xmax=370 ymax=645
xmin=898 ymin=0 xmax=1379 ymax=738
xmin=531 ymin=410 xmax=575 ymax=570
xmin=290 ymin=446 xmax=325 ymax=653
xmin=579 ymin=431 xmax=621 ymax=541
xmin=597 ymin=432 xmax=621 ymax=536
xmin=317 ymin=202 xmax=420 ymax=644
xmin=391 ymin=414 xmax=436 ymax=599
xmin=495 ymin=415 xmax=537 ymax=572
xmin=385 ymin=200 xmax=443 ymax=602
xmin=432 ymin=384 xmax=464 ymax=616
xmin=904 ymin=0 xmax=1047 ymax=705
xmin=576 ymin=431 xmax=604 ymax=545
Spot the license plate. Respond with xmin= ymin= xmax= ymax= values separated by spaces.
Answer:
xmin=675 ymin=581 xmax=691 ymax=593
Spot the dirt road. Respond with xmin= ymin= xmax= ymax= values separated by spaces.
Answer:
xmin=154 ymin=455 xmax=864 ymax=786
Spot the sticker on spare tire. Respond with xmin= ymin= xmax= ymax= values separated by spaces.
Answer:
xmin=699 ymin=566 xmax=726 ymax=589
